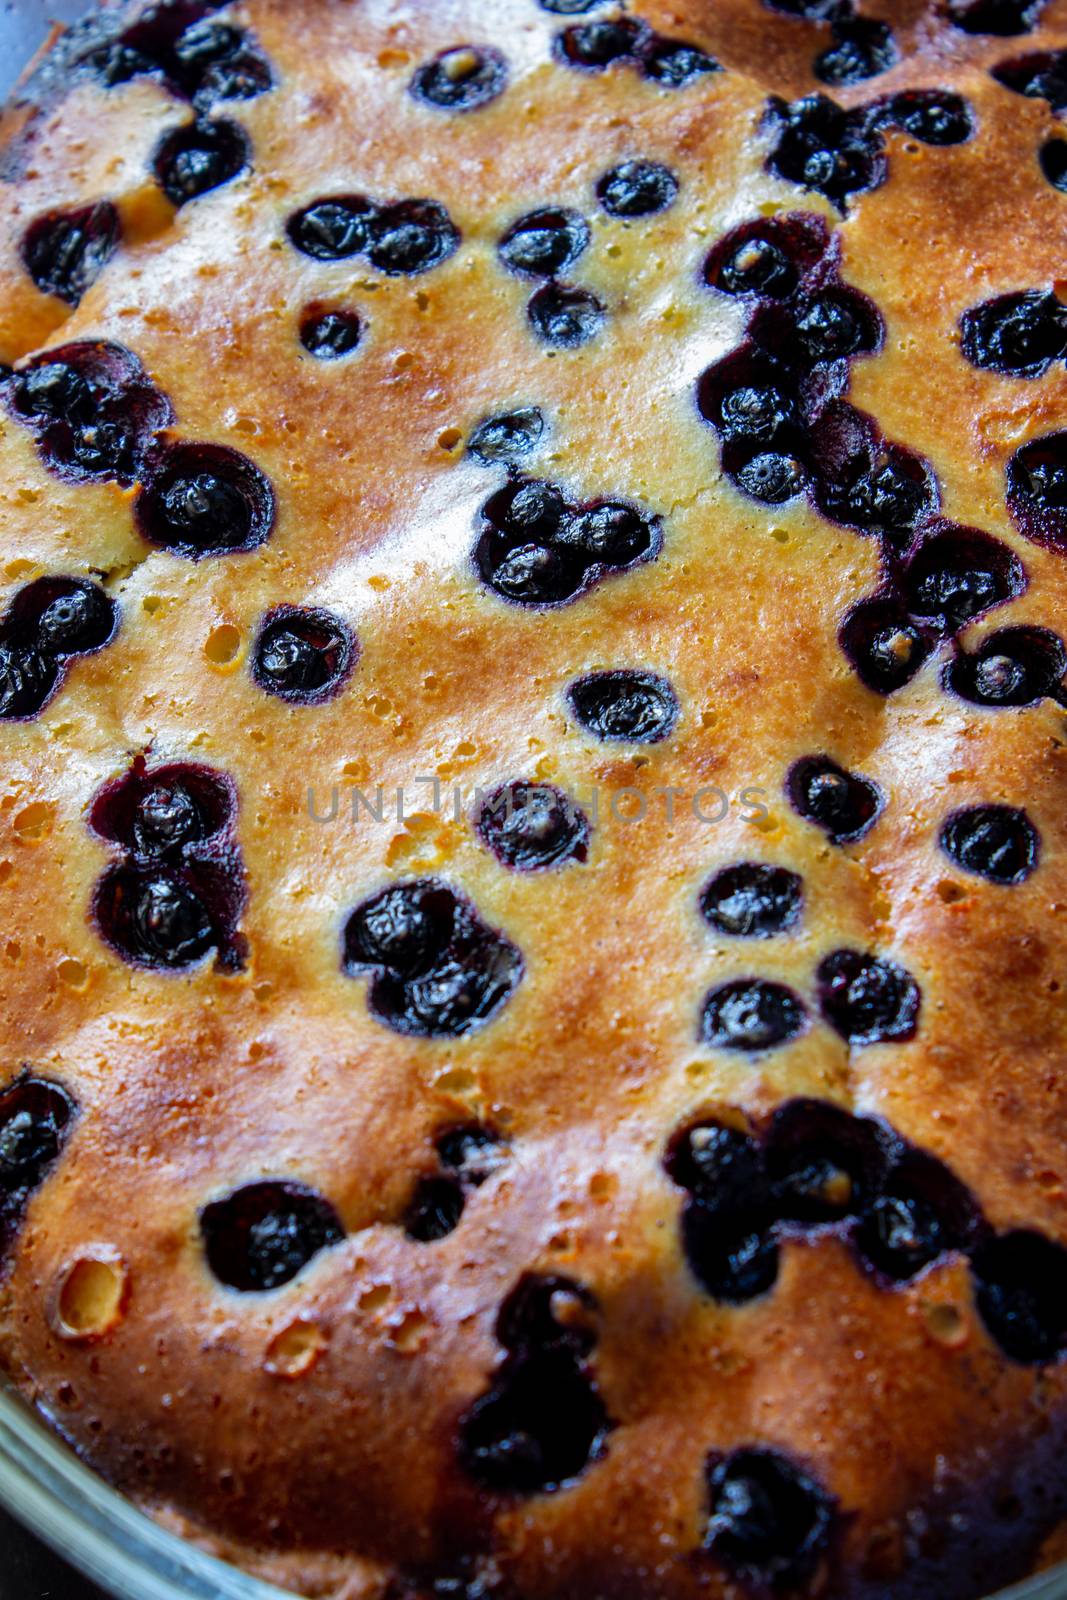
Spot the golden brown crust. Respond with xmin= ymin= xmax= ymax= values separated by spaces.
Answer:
xmin=0 ymin=0 xmax=1066 ymax=1595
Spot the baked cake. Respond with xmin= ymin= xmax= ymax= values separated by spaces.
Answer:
xmin=0 ymin=0 xmax=1066 ymax=1595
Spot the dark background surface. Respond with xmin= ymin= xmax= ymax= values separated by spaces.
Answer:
xmin=0 ymin=6 xmax=118 ymax=1586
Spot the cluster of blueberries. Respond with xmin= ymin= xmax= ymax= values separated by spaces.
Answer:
xmin=665 ymin=1098 xmax=1067 ymax=1368
xmin=0 ymin=574 xmax=117 ymax=721
xmin=341 ymin=878 xmax=525 ymax=1040
xmin=698 ymin=211 xmax=1067 ymax=704
xmin=89 ymin=759 xmax=247 ymax=973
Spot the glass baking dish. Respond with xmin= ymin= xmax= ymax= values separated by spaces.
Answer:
xmin=0 ymin=4 xmax=1064 ymax=1599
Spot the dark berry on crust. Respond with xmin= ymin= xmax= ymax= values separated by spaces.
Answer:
xmin=665 ymin=1120 xmax=768 ymax=1213
xmin=939 ymin=805 xmax=1039 ymax=884
xmin=251 ymin=607 xmax=357 ymax=704
xmin=474 ymin=479 xmax=659 ymax=606
xmin=703 ymin=213 xmax=829 ymax=298
xmin=93 ymin=868 xmax=216 ymax=970
xmin=0 ymin=645 xmax=57 ymax=720
xmin=299 ymin=306 xmax=364 ymax=360
xmin=153 ymin=119 xmax=250 ymax=206
xmin=436 ymin=1124 xmax=507 ymax=1187
xmin=596 ymin=159 xmax=679 ymax=217
xmin=459 ymin=1274 xmax=610 ymax=1493
xmin=791 ymin=289 xmax=882 ymax=362
xmin=764 ymin=93 xmax=886 ymax=210
xmin=947 ymin=0 xmax=1046 ymax=32
xmin=816 ymin=949 xmax=921 ymax=1045
xmin=554 ymin=16 xmax=649 ymax=70
xmin=367 ymin=200 xmax=460 ymax=276
xmin=960 ymin=291 xmax=1067 ymax=377
xmin=342 ymin=879 xmax=523 ymax=1038
xmin=527 ymin=283 xmax=605 ymax=347
xmin=1006 ymin=431 xmax=1067 ymax=552
xmin=943 ymin=626 xmax=1066 ymax=707
xmin=815 ymin=19 xmax=897 ymax=86
xmin=839 ymin=596 xmax=931 ymax=696
xmin=735 ymin=452 xmax=806 ymax=503
xmin=855 ymin=1149 xmax=979 ymax=1281
xmin=700 ymin=863 xmax=803 ymax=938
xmin=136 ymin=442 xmax=275 ymax=558
xmin=700 ymin=978 xmax=808 ymax=1052
xmin=0 ymin=575 xmax=117 ymax=719
xmin=810 ymin=410 xmax=934 ymax=543
xmin=20 ymin=202 xmax=120 ymax=306
xmin=410 ymin=46 xmax=508 ymax=112
xmin=973 ymin=1231 xmax=1067 ymax=1363
xmin=8 ymin=341 xmax=172 ymax=487
xmin=539 ymin=0 xmax=602 ymax=10
xmin=884 ymin=88 xmax=976 ymax=144
xmin=476 ymin=781 xmax=590 ymax=872
xmin=403 ymin=1176 xmax=466 ymax=1242
xmin=703 ymin=1448 xmax=836 ymax=1588
xmin=640 ymin=35 xmax=720 ymax=86
xmin=0 ymin=1073 xmax=76 ymax=1255
xmin=1040 ymin=137 xmax=1067 ymax=192
xmin=566 ymin=669 xmax=678 ymax=742
xmin=992 ymin=49 xmax=1067 ymax=113
xmin=89 ymin=759 xmax=235 ymax=859
xmin=786 ymin=755 xmax=884 ymax=843
xmin=201 ymin=1180 xmax=344 ymax=1292
xmin=682 ymin=1204 xmax=780 ymax=1301
xmin=468 ymin=406 xmax=546 ymax=464
xmin=902 ymin=524 xmax=1026 ymax=636
xmin=498 ymin=208 xmax=591 ymax=279
xmin=287 ymin=196 xmax=379 ymax=260
xmin=765 ymin=1098 xmax=888 ymax=1224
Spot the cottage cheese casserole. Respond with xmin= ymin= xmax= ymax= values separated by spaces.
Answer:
xmin=1 ymin=0 xmax=1067 ymax=1595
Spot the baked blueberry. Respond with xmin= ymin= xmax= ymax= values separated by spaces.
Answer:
xmin=343 ymin=881 xmax=456 ymax=976
xmin=793 ymin=291 xmax=881 ymax=361
xmin=190 ymin=47 xmax=272 ymax=110
xmin=700 ymin=978 xmax=807 ymax=1052
xmin=948 ymin=0 xmax=1045 ymax=32
xmin=815 ymin=19 xmax=897 ymax=85
xmin=132 ymin=782 xmax=208 ymax=858
xmin=172 ymin=19 xmax=245 ymax=75
xmin=558 ymin=502 xmax=655 ymax=564
xmin=484 ymin=542 xmax=585 ymax=604
xmin=287 ymin=195 xmax=378 ymax=260
xmin=815 ymin=438 xmax=933 ymax=541
xmin=816 ymin=949 xmax=921 ymax=1045
xmin=960 ymin=291 xmax=1067 ymax=377
xmin=1039 ymin=138 xmax=1067 ymax=193
xmin=700 ymin=863 xmax=803 ymax=938
xmin=539 ymin=0 xmax=602 ymax=10
xmin=856 ymin=1152 xmax=976 ymax=1281
xmin=973 ymin=1231 xmax=1067 ymax=1363
xmin=0 ymin=645 xmax=57 ymax=720
xmin=153 ymin=119 xmax=250 ymax=206
xmin=498 ymin=208 xmax=591 ymax=278
xmin=368 ymin=199 xmax=460 ymax=276
xmin=404 ymin=1175 xmax=466 ymax=1242
xmin=886 ymin=88 xmax=975 ymax=143
xmin=14 ymin=362 xmax=93 ymax=423
xmin=20 ymin=202 xmax=120 ymax=306
xmin=377 ymin=943 xmax=524 ymax=1038
xmin=468 ymin=407 xmax=546 ymax=464
xmin=477 ymin=781 xmax=590 ymax=871
xmin=527 ymin=283 xmax=605 ymax=347
xmin=787 ymin=755 xmax=884 ymax=843
xmin=640 ymin=36 xmax=720 ymax=86
xmin=89 ymin=759 xmax=235 ymax=857
xmin=902 ymin=526 xmax=1025 ymax=635
xmin=410 ymin=46 xmax=508 ymax=111
xmin=703 ymin=1449 xmax=835 ymax=1589
xmin=766 ymin=1099 xmax=888 ymax=1224
xmin=718 ymin=383 xmax=796 ymax=448
xmin=29 ymin=579 xmax=116 ymax=657
xmin=765 ymin=93 xmax=886 ymax=209
xmin=436 ymin=1124 xmax=507 ymax=1186
xmin=136 ymin=442 xmax=275 ymax=558
xmin=943 ymin=626 xmax=1066 ymax=707
xmin=839 ymin=597 xmax=931 ymax=695
xmin=299 ymin=306 xmax=363 ymax=360
xmin=566 ymin=669 xmax=678 ymax=742
xmin=251 ymin=607 xmax=357 ymax=704
xmin=939 ymin=805 xmax=1039 ymax=884
xmin=94 ymin=867 xmax=216 ymax=969
xmin=499 ymin=479 xmax=568 ymax=538
xmin=201 ymin=1180 xmax=344 ymax=1292
xmin=458 ymin=1348 xmax=610 ymax=1492
xmin=0 ymin=1074 xmax=75 ymax=1251
xmin=665 ymin=1120 xmax=768 ymax=1213
xmin=595 ymin=159 xmax=678 ymax=217
xmin=496 ymin=1273 xmax=599 ymax=1358
xmin=167 ymin=18 xmax=273 ymax=108
xmin=555 ymin=16 xmax=649 ymax=70
xmin=705 ymin=228 xmax=801 ymax=298
xmin=734 ymin=452 xmax=806 ymax=504
xmin=682 ymin=1203 xmax=780 ymax=1302
xmin=1006 ymin=432 xmax=1067 ymax=551
xmin=86 ymin=40 xmax=157 ymax=87
xmin=992 ymin=50 xmax=1067 ymax=113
